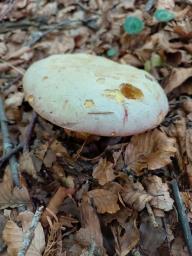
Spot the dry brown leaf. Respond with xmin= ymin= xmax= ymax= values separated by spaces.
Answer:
xmin=111 ymin=216 xmax=139 ymax=256
xmin=92 ymin=158 xmax=116 ymax=185
xmin=41 ymin=187 xmax=75 ymax=227
xmin=144 ymin=176 xmax=174 ymax=211
xmin=0 ymin=167 xmax=30 ymax=209
xmin=124 ymin=129 xmax=176 ymax=174
xmin=171 ymin=237 xmax=189 ymax=256
xmin=3 ymin=211 xmax=45 ymax=256
xmin=19 ymin=151 xmax=42 ymax=178
xmin=88 ymin=189 xmax=120 ymax=214
xmin=121 ymin=178 xmax=152 ymax=211
xmin=75 ymin=195 xmax=105 ymax=255
xmin=140 ymin=214 xmax=166 ymax=255
xmin=164 ymin=68 xmax=192 ymax=94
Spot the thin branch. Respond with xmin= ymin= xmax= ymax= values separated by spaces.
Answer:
xmin=0 ymin=97 xmax=20 ymax=187
xmin=0 ymin=143 xmax=23 ymax=168
xmin=0 ymin=111 xmax=38 ymax=167
xmin=171 ymin=179 xmax=192 ymax=255
xmin=18 ymin=206 xmax=44 ymax=256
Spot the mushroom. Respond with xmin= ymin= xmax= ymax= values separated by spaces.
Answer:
xmin=23 ymin=53 xmax=168 ymax=137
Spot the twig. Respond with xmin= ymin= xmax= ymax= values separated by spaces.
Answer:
xmin=23 ymin=112 xmax=37 ymax=152
xmin=0 ymin=143 xmax=23 ymax=168
xmin=145 ymin=0 xmax=156 ymax=11
xmin=171 ymin=179 xmax=192 ymax=255
xmin=0 ymin=97 xmax=20 ymax=187
xmin=0 ymin=111 xmax=38 ymax=167
xmin=18 ymin=206 xmax=44 ymax=256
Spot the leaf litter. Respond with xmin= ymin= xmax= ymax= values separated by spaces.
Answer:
xmin=0 ymin=0 xmax=192 ymax=255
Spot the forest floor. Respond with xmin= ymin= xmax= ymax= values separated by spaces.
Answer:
xmin=0 ymin=0 xmax=192 ymax=255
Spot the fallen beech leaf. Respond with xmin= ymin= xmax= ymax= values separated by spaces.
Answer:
xmin=0 ymin=167 xmax=30 ymax=209
xmin=144 ymin=176 xmax=174 ymax=211
xmin=112 ymin=216 xmax=139 ymax=256
xmin=3 ymin=211 xmax=45 ymax=256
xmin=171 ymin=237 xmax=189 ymax=256
xmin=140 ymin=214 xmax=166 ymax=255
xmin=124 ymin=129 xmax=176 ymax=174
xmin=121 ymin=178 xmax=152 ymax=211
xmin=75 ymin=195 xmax=105 ymax=254
xmin=92 ymin=158 xmax=116 ymax=185
xmin=164 ymin=68 xmax=192 ymax=94
xmin=88 ymin=189 xmax=120 ymax=214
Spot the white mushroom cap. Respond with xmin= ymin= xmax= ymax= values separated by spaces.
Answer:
xmin=23 ymin=53 xmax=168 ymax=136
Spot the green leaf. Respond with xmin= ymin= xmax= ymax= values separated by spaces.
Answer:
xmin=123 ymin=16 xmax=144 ymax=35
xmin=154 ymin=9 xmax=175 ymax=22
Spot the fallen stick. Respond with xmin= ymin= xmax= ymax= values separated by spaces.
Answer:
xmin=171 ymin=179 xmax=192 ymax=255
xmin=18 ymin=206 xmax=44 ymax=256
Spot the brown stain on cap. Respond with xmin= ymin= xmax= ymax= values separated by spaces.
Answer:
xmin=120 ymin=83 xmax=144 ymax=100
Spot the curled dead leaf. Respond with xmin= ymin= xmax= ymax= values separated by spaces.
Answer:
xmin=143 ymin=176 xmax=174 ymax=211
xmin=121 ymin=178 xmax=152 ymax=211
xmin=124 ymin=129 xmax=176 ymax=175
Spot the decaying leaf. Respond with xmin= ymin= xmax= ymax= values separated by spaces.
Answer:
xmin=41 ymin=186 xmax=75 ymax=227
xmin=75 ymin=195 xmax=105 ymax=255
xmin=3 ymin=211 xmax=45 ymax=256
xmin=121 ymin=178 xmax=152 ymax=211
xmin=143 ymin=176 xmax=174 ymax=212
xmin=140 ymin=214 xmax=166 ymax=255
xmin=0 ymin=167 xmax=30 ymax=209
xmin=92 ymin=158 xmax=116 ymax=185
xmin=111 ymin=215 xmax=140 ymax=256
xmin=88 ymin=189 xmax=120 ymax=214
xmin=164 ymin=68 xmax=192 ymax=94
xmin=171 ymin=237 xmax=189 ymax=256
xmin=124 ymin=129 xmax=176 ymax=174
xmin=19 ymin=151 xmax=42 ymax=178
